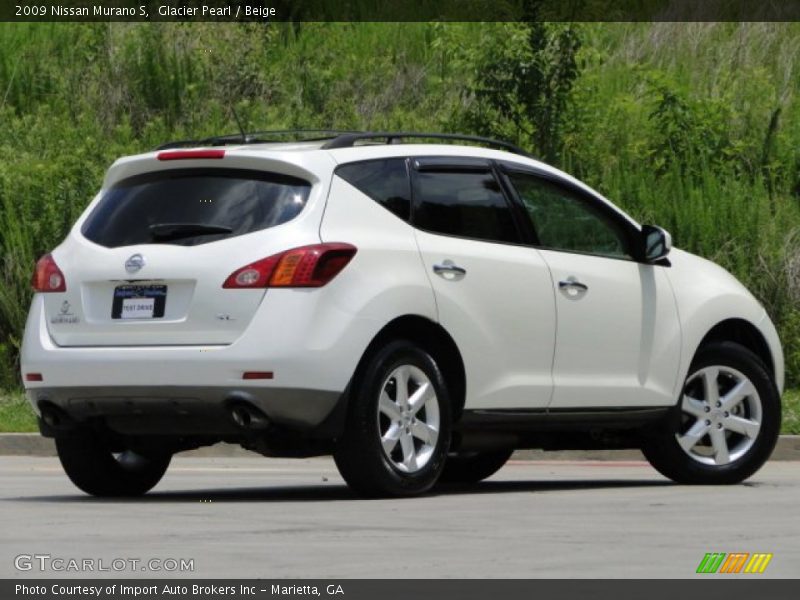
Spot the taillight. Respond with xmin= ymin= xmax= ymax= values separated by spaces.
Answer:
xmin=223 ymin=243 xmax=357 ymax=289
xmin=32 ymin=254 xmax=66 ymax=293
xmin=223 ymin=255 xmax=282 ymax=289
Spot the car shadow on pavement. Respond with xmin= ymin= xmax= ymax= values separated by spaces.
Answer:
xmin=10 ymin=479 xmax=673 ymax=503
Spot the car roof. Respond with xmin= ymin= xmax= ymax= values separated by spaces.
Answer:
xmin=113 ymin=139 xmax=641 ymax=229
xmin=214 ymin=140 xmax=549 ymax=171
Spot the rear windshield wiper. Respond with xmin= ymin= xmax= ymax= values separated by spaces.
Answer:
xmin=149 ymin=223 xmax=233 ymax=242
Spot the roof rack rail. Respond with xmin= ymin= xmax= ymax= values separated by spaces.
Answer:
xmin=156 ymin=129 xmax=364 ymax=150
xmin=321 ymin=132 xmax=532 ymax=157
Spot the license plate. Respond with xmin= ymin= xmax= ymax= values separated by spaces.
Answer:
xmin=112 ymin=285 xmax=167 ymax=319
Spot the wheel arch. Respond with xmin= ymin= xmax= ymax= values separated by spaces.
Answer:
xmin=350 ymin=315 xmax=467 ymax=422
xmin=695 ymin=318 xmax=774 ymax=378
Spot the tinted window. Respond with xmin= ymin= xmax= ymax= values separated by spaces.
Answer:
xmin=508 ymin=172 xmax=631 ymax=259
xmin=413 ymin=169 xmax=518 ymax=244
xmin=82 ymin=169 xmax=310 ymax=248
xmin=336 ymin=159 xmax=411 ymax=221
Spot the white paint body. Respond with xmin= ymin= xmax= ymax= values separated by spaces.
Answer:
xmin=20 ymin=143 xmax=784 ymax=418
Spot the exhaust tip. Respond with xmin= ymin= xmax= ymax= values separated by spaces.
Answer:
xmin=37 ymin=402 xmax=75 ymax=432
xmin=231 ymin=406 xmax=252 ymax=428
xmin=228 ymin=401 xmax=270 ymax=431
xmin=41 ymin=408 xmax=61 ymax=428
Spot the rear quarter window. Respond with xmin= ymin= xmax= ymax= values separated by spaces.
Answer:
xmin=335 ymin=158 xmax=411 ymax=221
xmin=82 ymin=168 xmax=311 ymax=248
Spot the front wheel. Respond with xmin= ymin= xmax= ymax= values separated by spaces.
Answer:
xmin=334 ymin=340 xmax=452 ymax=497
xmin=643 ymin=342 xmax=780 ymax=484
xmin=56 ymin=434 xmax=171 ymax=497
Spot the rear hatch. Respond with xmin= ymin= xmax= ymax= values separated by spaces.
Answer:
xmin=45 ymin=153 xmax=326 ymax=347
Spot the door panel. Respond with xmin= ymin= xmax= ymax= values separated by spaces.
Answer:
xmin=415 ymin=231 xmax=556 ymax=409
xmin=410 ymin=160 xmax=557 ymax=410
xmin=502 ymin=165 xmax=681 ymax=409
xmin=542 ymin=251 xmax=681 ymax=408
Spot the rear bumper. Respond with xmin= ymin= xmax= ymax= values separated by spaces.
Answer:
xmin=29 ymin=385 xmax=343 ymax=437
xmin=20 ymin=292 xmax=381 ymax=422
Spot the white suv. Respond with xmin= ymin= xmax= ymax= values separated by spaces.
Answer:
xmin=21 ymin=132 xmax=783 ymax=497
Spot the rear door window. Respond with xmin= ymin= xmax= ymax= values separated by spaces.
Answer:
xmin=82 ymin=169 xmax=311 ymax=248
xmin=411 ymin=165 xmax=519 ymax=244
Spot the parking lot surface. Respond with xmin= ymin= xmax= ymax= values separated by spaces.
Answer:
xmin=1 ymin=456 xmax=798 ymax=578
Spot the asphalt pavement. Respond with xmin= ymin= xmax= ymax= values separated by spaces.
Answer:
xmin=1 ymin=456 xmax=798 ymax=578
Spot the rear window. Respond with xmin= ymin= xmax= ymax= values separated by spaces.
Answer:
xmin=82 ymin=169 xmax=311 ymax=247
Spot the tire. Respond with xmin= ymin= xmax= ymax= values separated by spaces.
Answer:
xmin=438 ymin=449 xmax=514 ymax=484
xmin=56 ymin=434 xmax=171 ymax=497
xmin=334 ymin=340 xmax=452 ymax=497
xmin=642 ymin=341 xmax=780 ymax=485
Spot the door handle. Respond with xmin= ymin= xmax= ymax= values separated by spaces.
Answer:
xmin=433 ymin=261 xmax=467 ymax=277
xmin=558 ymin=278 xmax=588 ymax=292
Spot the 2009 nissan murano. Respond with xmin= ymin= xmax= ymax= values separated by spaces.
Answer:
xmin=21 ymin=131 xmax=783 ymax=497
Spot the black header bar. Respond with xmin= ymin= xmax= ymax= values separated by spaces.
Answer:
xmin=3 ymin=0 xmax=800 ymax=22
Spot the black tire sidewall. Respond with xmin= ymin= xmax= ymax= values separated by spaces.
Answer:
xmin=56 ymin=434 xmax=171 ymax=497
xmin=643 ymin=342 xmax=781 ymax=484
xmin=335 ymin=340 xmax=452 ymax=497
xmin=439 ymin=449 xmax=514 ymax=484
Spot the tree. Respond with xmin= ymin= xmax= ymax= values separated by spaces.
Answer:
xmin=456 ymin=19 xmax=582 ymax=164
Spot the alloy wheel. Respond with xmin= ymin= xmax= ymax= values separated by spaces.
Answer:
xmin=676 ymin=365 xmax=762 ymax=466
xmin=377 ymin=364 xmax=440 ymax=473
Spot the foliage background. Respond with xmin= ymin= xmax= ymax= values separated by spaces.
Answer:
xmin=1 ymin=22 xmax=800 ymax=416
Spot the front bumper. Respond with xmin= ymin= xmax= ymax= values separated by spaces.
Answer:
xmin=757 ymin=311 xmax=785 ymax=393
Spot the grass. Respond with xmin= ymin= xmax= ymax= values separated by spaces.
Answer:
xmin=783 ymin=389 xmax=800 ymax=435
xmin=0 ymin=390 xmax=37 ymax=433
xmin=1 ymin=389 xmax=798 ymax=434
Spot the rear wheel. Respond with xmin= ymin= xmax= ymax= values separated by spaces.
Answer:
xmin=643 ymin=342 xmax=780 ymax=484
xmin=56 ymin=434 xmax=171 ymax=497
xmin=439 ymin=449 xmax=514 ymax=484
xmin=334 ymin=340 xmax=452 ymax=497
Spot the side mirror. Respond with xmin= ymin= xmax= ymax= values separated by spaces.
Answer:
xmin=642 ymin=225 xmax=672 ymax=263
